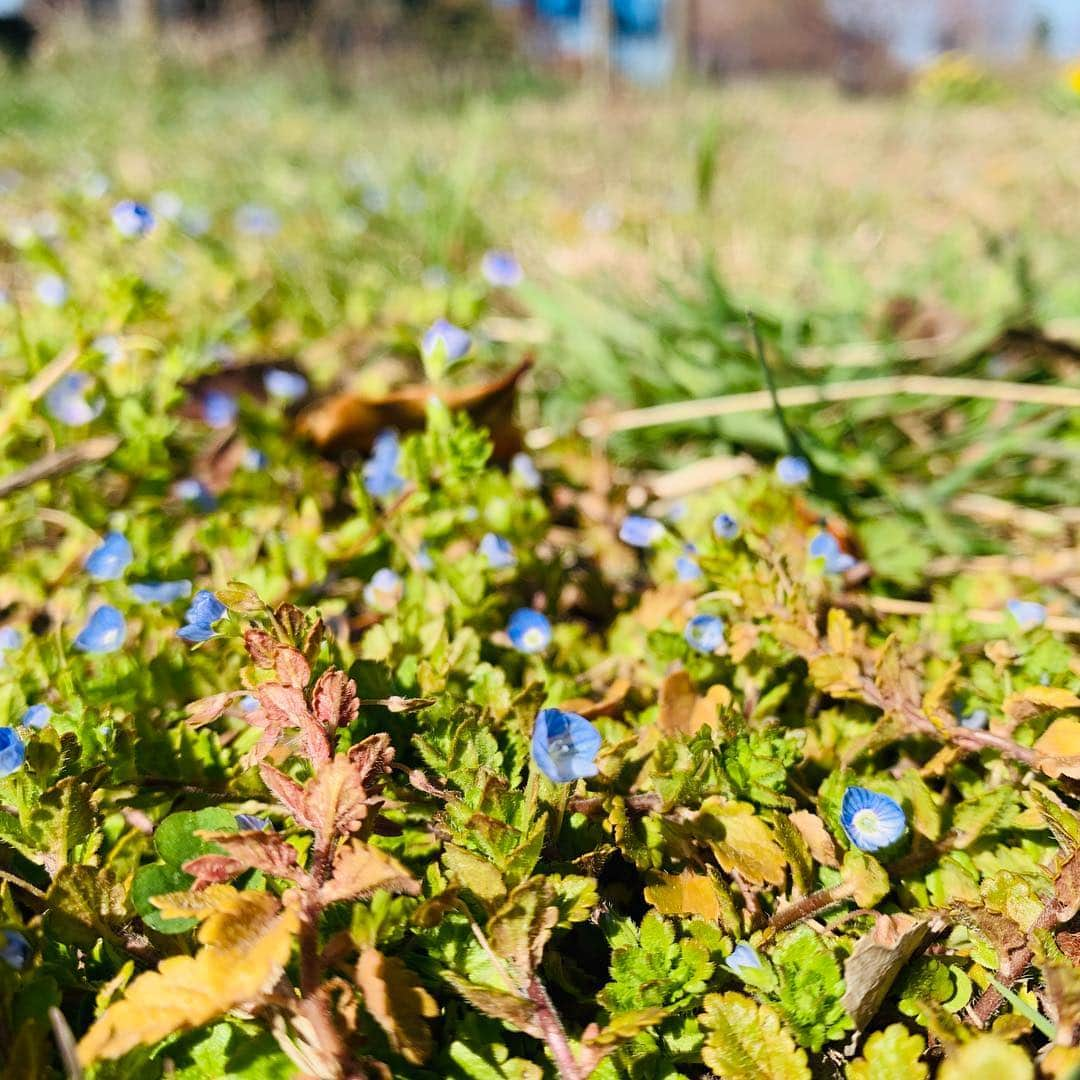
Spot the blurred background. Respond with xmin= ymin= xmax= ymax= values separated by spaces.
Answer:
xmin=3 ymin=0 xmax=1080 ymax=576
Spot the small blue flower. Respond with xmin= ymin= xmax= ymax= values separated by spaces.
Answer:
xmin=416 ymin=543 xmax=434 ymax=571
xmin=808 ymin=531 xmax=855 ymax=574
xmin=202 ymin=390 xmax=237 ymax=429
xmin=235 ymin=813 xmax=272 ymax=831
xmin=178 ymin=590 xmax=227 ymax=642
xmin=74 ymin=606 xmax=126 ymax=653
xmin=0 ymin=626 xmax=22 ymax=668
xmin=363 ymin=430 xmax=405 ymax=497
xmin=531 ymin=708 xmax=602 ymax=783
xmin=21 ymin=704 xmax=52 ymax=730
xmin=111 ymin=199 xmax=155 ymax=238
xmin=507 ymin=609 xmax=552 ymax=654
xmin=92 ymin=334 xmax=124 ymax=365
xmin=421 ymin=318 xmax=472 ymax=364
xmin=676 ymin=546 xmax=702 ymax=582
xmin=264 ymin=368 xmax=308 ymax=402
xmin=1007 ymin=599 xmax=1047 ymax=630
xmin=0 ymin=930 xmax=30 ymax=970
xmin=480 ymin=533 xmax=516 ymax=569
xmin=234 ymin=204 xmax=280 ymax=236
xmin=619 ymin=515 xmax=665 ymax=548
xmin=776 ymin=455 xmax=811 ymax=486
xmin=0 ymin=728 xmax=26 ymax=777
xmin=173 ymin=478 xmax=218 ymax=511
xmin=45 ymin=372 xmax=104 ymax=425
xmin=85 ymin=532 xmax=133 ymax=581
xmin=240 ymin=694 xmax=260 ymax=713
xmin=511 ymin=452 xmax=542 ymax=490
xmin=960 ymin=708 xmax=988 ymax=731
xmin=684 ymin=613 xmax=725 ymax=654
xmin=130 ymin=580 xmax=192 ymax=604
xmin=840 ymin=786 xmax=907 ymax=853
xmin=713 ymin=513 xmax=740 ymax=540
xmin=364 ymin=568 xmax=404 ymax=612
xmin=35 ymin=274 xmax=69 ymax=307
xmin=481 ymin=250 xmax=523 ymax=287
xmin=724 ymin=943 xmax=762 ymax=977
xmin=243 ymin=447 xmax=268 ymax=471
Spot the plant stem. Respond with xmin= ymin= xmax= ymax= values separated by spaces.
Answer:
xmin=768 ymin=881 xmax=856 ymax=933
xmin=526 ymin=975 xmax=585 ymax=1080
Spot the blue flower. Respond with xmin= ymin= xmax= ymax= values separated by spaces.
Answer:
xmin=263 ymin=368 xmax=308 ymax=402
xmin=173 ymin=478 xmax=218 ymax=511
xmin=960 ymin=708 xmax=988 ymax=731
xmin=74 ymin=606 xmax=126 ymax=654
xmin=507 ymin=609 xmax=552 ymax=654
xmin=130 ymin=580 xmax=192 ymax=604
xmin=363 ymin=429 xmax=404 ymax=497
xmin=85 ymin=532 xmax=133 ymax=581
xmin=416 ymin=543 xmax=434 ymax=571
xmin=676 ymin=554 xmax=702 ymax=582
xmin=808 ymin=531 xmax=855 ymax=574
xmin=235 ymin=813 xmax=272 ymax=831
xmin=35 ymin=274 xmax=69 ymax=307
xmin=724 ymin=943 xmax=762 ymax=976
xmin=481 ymin=250 xmax=523 ymax=287
xmin=0 ymin=930 xmax=30 ymax=970
xmin=713 ymin=513 xmax=740 ymax=540
xmin=92 ymin=334 xmax=124 ymax=365
xmin=531 ymin=708 xmax=602 ymax=783
xmin=511 ymin=452 xmax=542 ymax=489
xmin=0 ymin=728 xmax=26 ymax=777
xmin=776 ymin=455 xmax=810 ymax=486
xmin=421 ymin=318 xmax=472 ymax=364
xmin=840 ymin=786 xmax=907 ymax=853
xmin=111 ymin=199 xmax=155 ymax=238
xmin=243 ymin=447 xmax=268 ymax=471
xmin=1007 ymin=599 xmax=1047 ymax=630
xmin=234 ymin=204 xmax=280 ymax=236
xmin=480 ymin=533 xmax=516 ymax=569
xmin=202 ymin=390 xmax=237 ymax=429
xmin=178 ymin=590 xmax=227 ymax=642
xmin=0 ymin=626 xmax=22 ymax=668
xmin=684 ymin=613 xmax=725 ymax=654
xmin=240 ymin=694 xmax=260 ymax=713
xmin=45 ymin=372 xmax=103 ymax=425
xmin=364 ymin=568 xmax=404 ymax=612
xmin=619 ymin=515 xmax=665 ymax=548
xmin=21 ymin=704 xmax=52 ymax=730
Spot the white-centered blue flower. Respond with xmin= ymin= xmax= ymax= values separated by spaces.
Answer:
xmin=481 ymin=250 xmax=524 ymax=287
xmin=507 ymin=608 xmax=552 ymax=654
xmin=712 ymin=513 xmax=740 ymax=540
xmin=840 ymin=786 xmax=907 ymax=853
xmin=74 ymin=606 xmax=126 ymax=654
xmin=20 ymin=704 xmax=52 ymax=730
xmin=776 ymin=455 xmax=810 ymax=486
xmin=531 ymin=707 xmax=601 ymax=783
xmin=0 ymin=930 xmax=30 ymax=970
xmin=35 ymin=274 xmax=69 ymax=307
xmin=263 ymin=368 xmax=308 ymax=402
xmin=201 ymin=390 xmax=237 ymax=429
xmin=684 ymin=613 xmax=725 ymax=654
xmin=130 ymin=580 xmax=192 ymax=604
xmin=421 ymin=318 xmax=472 ymax=364
xmin=1006 ymin=599 xmax=1047 ymax=631
xmin=45 ymin=372 xmax=104 ymax=426
xmin=724 ymin=943 xmax=762 ymax=976
xmin=85 ymin=532 xmax=133 ymax=581
xmin=111 ymin=199 xmax=155 ymax=238
xmin=511 ymin=452 xmax=542 ymax=490
xmin=619 ymin=515 xmax=665 ymax=548
xmin=364 ymin=568 xmax=404 ymax=612
xmin=808 ymin=530 xmax=855 ymax=574
xmin=480 ymin=533 xmax=516 ymax=570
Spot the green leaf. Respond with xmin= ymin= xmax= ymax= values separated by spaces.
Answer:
xmin=773 ymin=926 xmax=853 ymax=1051
xmin=132 ymin=863 xmax=197 ymax=934
xmin=154 ymin=809 xmax=238 ymax=868
xmin=846 ymin=1024 xmax=928 ymax=1080
xmin=699 ymin=992 xmax=810 ymax=1080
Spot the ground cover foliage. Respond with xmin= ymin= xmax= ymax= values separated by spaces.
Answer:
xmin=3 ymin=47 xmax=1080 ymax=1080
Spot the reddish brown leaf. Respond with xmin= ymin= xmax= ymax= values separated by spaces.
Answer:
xmin=320 ymin=841 xmax=419 ymax=905
xmin=260 ymin=764 xmax=309 ymax=826
xmin=182 ymin=854 xmax=245 ymax=888
xmin=273 ymin=646 xmax=311 ymax=690
xmin=197 ymin=830 xmax=307 ymax=884
xmin=244 ymin=629 xmax=279 ymax=668
xmin=274 ymin=603 xmax=306 ymax=646
xmin=186 ymin=692 xmax=241 ymax=729
xmin=303 ymin=756 xmax=378 ymax=840
xmin=313 ymin=670 xmax=359 ymax=733
xmin=348 ymin=733 xmax=395 ymax=793
xmin=256 ymin=683 xmax=329 ymax=765
xmin=303 ymin=617 xmax=326 ymax=662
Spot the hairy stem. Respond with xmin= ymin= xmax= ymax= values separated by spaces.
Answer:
xmin=526 ymin=976 xmax=585 ymax=1080
xmin=768 ymin=881 xmax=857 ymax=932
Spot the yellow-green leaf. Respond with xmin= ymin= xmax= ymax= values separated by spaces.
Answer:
xmin=356 ymin=948 xmax=438 ymax=1065
xmin=699 ymin=992 xmax=810 ymax=1080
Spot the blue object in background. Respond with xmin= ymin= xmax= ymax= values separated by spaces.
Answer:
xmin=613 ymin=0 xmax=663 ymax=36
xmin=536 ymin=0 xmax=581 ymax=16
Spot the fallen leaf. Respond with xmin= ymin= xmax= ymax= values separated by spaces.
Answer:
xmin=842 ymin=914 xmax=929 ymax=1029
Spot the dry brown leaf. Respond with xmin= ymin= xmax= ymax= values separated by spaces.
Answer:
xmin=319 ymin=840 xmax=419 ymax=905
xmin=842 ymin=914 xmax=929 ymax=1029
xmin=77 ymin=887 xmax=298 ymax=1064
xmin=644 ymin=871 xmax=728 ymax=923
xmin=789 ymin=810 xmax=841 ymax=869
xmin=195 ymin=830 xmax=306 ymax=883
xmin=1036 ymin=718 xmax=1080 ymax=760
xmin=560 ymin=677 xmax=632 ymax=720
xmin=356 ymin=949 xmax=438 ymax=1065
xmin=657 ymin=671 xmax=730 ymax=737
xmin=312 ymin=669 xmax=359 ymax=732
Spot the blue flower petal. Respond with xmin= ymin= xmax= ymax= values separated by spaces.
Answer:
xmin=481 ymin=250 xmax=523 ymax=287
xmin=421 ymin=318 xmax=472 ymax=363
xmin=0 ymin=930 xmax=30 ymax=970
xmin=675 ymin=554 xmax=702 ymax=582
xmin=35 ymin=273 xmax=69 ymax=307
xmin=531 ymin=708 xmax=602 ymax=783
xmin=684 ymin=614 xmax=725 ymax=654
xmin=202 ymin=390 xmax=237 ymax=429
xmin=235 ymin=813 xmax=272 ymax=831
xmin=184 ymin=590 xmax=227 ymax=628
xmin=507 ymin=609 xmax=552 ymax=654
xmin=0 ymin=727 xmax=25 ymax=777
xmin=264 ymin=368 xmax=308 ymax=402
xmin=724 ymin=943 xmax=762 ymax=976
xmin=111 ymin=199 xmax=155 ymax=237
xmin=177 ymin=623 xmax=218 ymax=643
xmin=713 ymin=513 xmax=740 ymax=540
xmin=130 ymin=580 xmax=192 ymax=604
xmin=74 ymin=606 xmax=126 ymax=654
xmin=840 ymin=786 xmax=907 ymax=853
xmin=480 ymin=533 xmax=516 ymax=570
xmin=511 ymin=452 xmax=542 ymax=489
xmin=363 ymin=430 xmax=404 ymax=497
xmin=619 ymin=515 xmax=665 ymax=548
xmin=1006 ymin=599 xmax=1047 ymax=630
xmin=45 ymin=372 xmax=103 ymax=425
xmin=776 ymin=455 xmax=811 ymax=486
xmin=20 ymin=704 xmax=52 ymax=730
xmin=85 ymin=532 xmax=133 ymax=581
